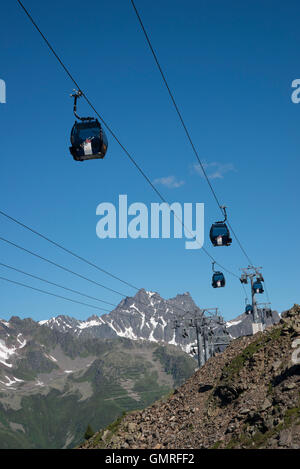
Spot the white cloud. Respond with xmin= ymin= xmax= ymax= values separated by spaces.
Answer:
xmin=192 ymin=161 xmax=236 ymax=180
xmin=153 ymin=175 xmax=185 ymax=189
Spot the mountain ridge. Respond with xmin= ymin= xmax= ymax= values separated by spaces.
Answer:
xmin=2 ymin=289 xmax=279 ymax=354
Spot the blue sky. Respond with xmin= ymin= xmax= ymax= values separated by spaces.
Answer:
xmin=0 ymin=0 xmax=299 ymax=322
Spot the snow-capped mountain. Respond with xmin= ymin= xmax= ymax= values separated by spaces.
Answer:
xmin=37 ymin=289 xmax=280 ymax=352
xmin=38 ymin=289 xmax=198 ymax=350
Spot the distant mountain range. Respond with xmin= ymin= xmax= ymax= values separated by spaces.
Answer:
xmin=0 ymin=289 xmax=280 ymax=448
xmin=38 ymin=288 xmax=280 ymax=351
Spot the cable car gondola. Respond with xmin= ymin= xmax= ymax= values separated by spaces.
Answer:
xmin=243 ymin=296 xmax=253 ymax=315
xmin=240 ymin=273 xmax=248 ymax=284
xmin=69 ymin=90 xmax=108 ymax=162
xmin=210 ymin=206 xmax=232 ymax=246
xmin=252 ymin=279 xmax=264 ymax=294
xmin=212 ymin=262 xmax=225 ymax=288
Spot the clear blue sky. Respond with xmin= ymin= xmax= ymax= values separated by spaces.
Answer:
xmin=0 ymin=0 xmax=299 ymax=322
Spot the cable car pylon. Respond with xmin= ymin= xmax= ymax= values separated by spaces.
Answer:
xmin=172 ymin=308 xmax=231 ymax=368
xmin=240 ymin=265 xmax=268 ymax=334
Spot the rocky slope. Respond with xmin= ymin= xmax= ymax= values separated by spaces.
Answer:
xmin=80 ymin=304 xmax=300 ymax=449
xmin=0 ymin=317 xmax=195 ymax=448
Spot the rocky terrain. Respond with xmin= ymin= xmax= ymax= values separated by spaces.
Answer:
xmin=80 ymin=304 xmax=300 ymax=449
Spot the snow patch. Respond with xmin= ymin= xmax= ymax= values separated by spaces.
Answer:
xmin=148 ymin=329 xmax=158 ymax=342
xmin=0 ymin=376 xmax=24 ymax=387
xmin=226 ymin=319 xmax=242 ymax=327
xmin=146 ymin=291 xmax=155 ymax=297
xmin=129 ymin=303 xmax=142 ymax=314
xmin=17 ymin=334 xmax=26 ymax=348
xmin=116 ymin=325 xmax=138 ymax=340
xmin=0 ymin=359 xmax=13 ymax=368
xmin=139 ymin=312 xmax=145 ymax=330
xmin=150 ymin=317 xmax=158 ymax=328
xmin=44 ymin=353 xmax=57 ymax=363
xmin=159 ymin=316 xmax=167 ymax=329
xmin=0 ymin=320 xmax=10 ymax=327
xmin=169 ymin=330 xmax=177 ymax=346
xmin=0 ymin=335 xmax=27 ymax=367
xmin=107 ymin=321 xmax=122 ymax=335
xmin=78 ymin=318 xmax=103 ymax=329
xmin=0 ymin=339 xmax=16 ymax=367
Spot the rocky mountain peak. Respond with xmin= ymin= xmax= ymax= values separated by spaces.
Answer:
xmin=86 ymin=314 xmax=100 ymax=322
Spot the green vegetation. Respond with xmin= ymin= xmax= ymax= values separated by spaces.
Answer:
xmin=107 ymin=411 xmax=126 ymax=433
xmin=210 ymin=440 xmax=222 ymax=449
xmin=222 ymin=327 xmax=282 ymax=382
xmin=84 ymin=424 xmax=95 ymax=440
xmin=90 ymin=411 xmax=127 ymax=448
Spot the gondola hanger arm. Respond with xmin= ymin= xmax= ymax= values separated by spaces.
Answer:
xmin=220 ymin=205 xmax=228 ymax=223
xmin=71 ymin=89 xmax=93 ymax=122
